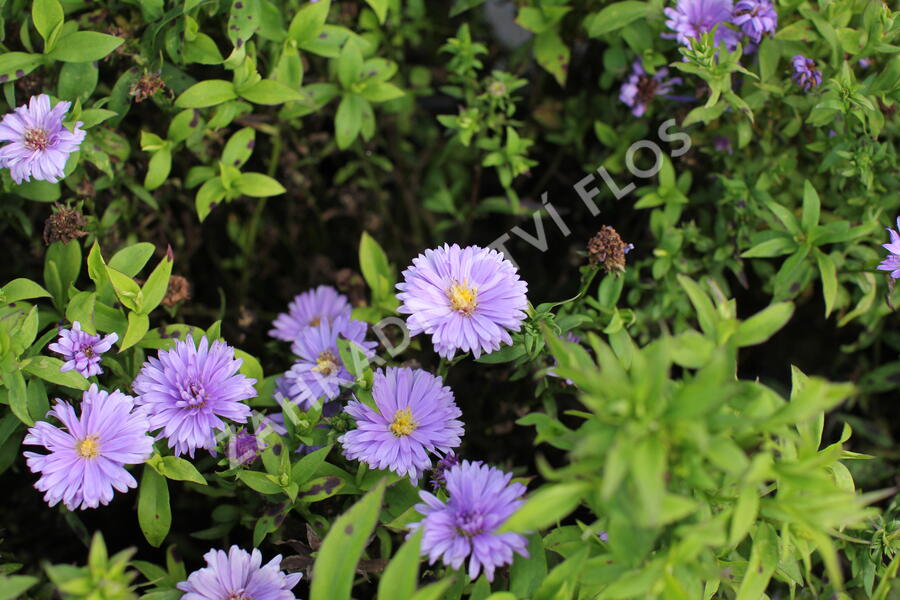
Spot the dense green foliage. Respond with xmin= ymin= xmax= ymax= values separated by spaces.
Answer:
xmin=0 ymin=0 xmax=899 ymax=599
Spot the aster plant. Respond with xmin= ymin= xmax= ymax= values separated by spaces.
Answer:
xmin=409 ymin=460 xmax=528 ymax=581
xmin=0 ymin=94 xmax=86 ymax=184
xmin=732 ymin=0 xmax=778 ymax=43
xmin=48 ymin=321 xmax=118 ymax=378
xmin=269 ymin=285 xmax=353 ymax=342
xmin=282 ymin=314 xmax=376 ymax=407
xmin=877 ymin=216 xmax=900 ymax=278
xmin=663 ymin=0 xmax=740 ymax=50
xmin=397 ymin=244 xmax=529 ymax=359
xmin=619 ymin=59 xmax=682 ymax=117
xmin=177 ymin=546 xmax=301 ymax=600
xmin=339 ymin=367 xmax=464 ymax=483
xmin=792 ymin=55 xmax=822 ymax=90
xmin=132 ymin=336 xmax=256 ymax=457
xmin=23 ymin=385 xmax=153 ymax=510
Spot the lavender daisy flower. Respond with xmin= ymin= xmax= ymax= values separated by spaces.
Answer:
xmin=409 ymin=460 xmax=528 ymax=582
xmin=619 ymin=59 xmax=682 ymax=117
xmin=792 ymin=55 xmax=822 ymax=90
xmin=664 ymin=0 xmax=740 ymax=50
xmin=283 ymin=315 xmax=376 ymax=407
xmin=877 ymin=217 xmax=900 ymax=278
xmin=732 ymin=0 xmax=777 ymax=43
xmin=47 ymin=321 xmax=118 ymax=378
xmin=269 ymin=285 xmax=353 ymax=342
xmin=177 ymin=546 xmax=301 ymax=600
xmin=430 ymin=451 xmax=460 ymax=491
xmin=0 ymin=94 xmax=86 ymax=184
xmin=227 ymin=428 xmax=264 ymax=466
xmin=133 ymin=337 xmax=256 ymax=457
xmin=397 ymin=244 xmax=528 ymax=359
xmin=339 ymin=367 xmax=464 ymax=484
xmin=23 ymin=384 xmax=153 ymax=510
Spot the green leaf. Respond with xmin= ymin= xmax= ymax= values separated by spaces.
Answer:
xmin=237 ymin=470 xmax=284 ymax=495
xmin=48 ymin=31 xmax=124 ymax=62
xmin=359 ymin=231 xmax=392 ymax=301
xmin=221 ymin=127 xmax=256 ymax=169
xmin=801 ymin=180 xmax=821 ymax=231
xmin=728 ymin=485 xmax=759 ymax=546
xmin=0 ymin=575 xmax=39 ymax=600
xmin=337 ymin=39 xmax=364 ymax=89
xmin=291 ymin=445 xmax=333 ymax=487
xmin=175 ymin=80 xmax=238 ymax=109
xmin=44 ymin=240 xmax=82 ymax=312
xmin=239 ymin=79 xmax=304 ymax=105
xmin=141 ymin=249 xmax=173 ymax=315
xmin=196 ymin=178 xmax=226 ymax=222
xmin=365 ymin=0 xmax=388 ymax=23
xmin=587 ymin=2 xmax=650 ymax=37
xmin=237 ymin=173 xmax=286 ymax=198
xmin=138 ymin=466 xmax=172 ymax=548
xmin=148 ymin=454 xmax=207 ymax=485
xmin=0 ymin=53 xmax=45 ymax=83
xmin=377 ymin=529 xmax=421 ymax=600
xmin=311 ymin=480 xmax=386 ymax=600
xmin=335 ymin=94 xmax=365 ymax=149
xmin=21 ymin=356 xmax=90 ymax=391
xmin=105 ymin=266 xmax=142 ymax=312
xmin=816 ymin=250 xmax=838 ymax=318
xmin=360 ymin=82 xmax=404 ymax=103
xmin=288 ymin=0 xmax=331 ymax=45
xmin=32 ymin=0 xmax=63 ymax=46
xmin=509 ymin=534 xmax=547 ymax=598
xmin=533 ymin=31 xmax=569 ymax=86
xmin=1 ymin=278 xmax=50 ymax=303
xmin=676 ymin=275 xmax=718 ymax=338
xmin=1 ymin=370 xmax=31 ymax=426
xmin=109 ymin=243 xmax=155 ymax=277
xmin=145 ymin=147 xmax=172 ymax=191
xmin=500 ymin=482 xmax=587 ymax=533
xmin=120 ymin=312 xmax=150 ymax=351
xmin=741 ymin=236 xmax=796 ymax=258
xmin=732 ymin=302 xmax=794 ymax=347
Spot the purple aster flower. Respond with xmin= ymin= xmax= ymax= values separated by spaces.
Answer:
xmin=397 ymin=244 xmax=528 ymax=359
xmin=47 ymin=321 xmax=118 ymax=378
xmin=339 ymin=367 xmax=464 ymax=484
xmin=227 ymin=428 xmax=264 ymax=466
xmin=23 ymin=384 xmax=153 ymax=511
xmin=858 ymin=58 xmax=872 ymax=68
xmin=664 ymin=0 xmax=740 ymax=50
xmin=0 ymin=94 xmax=86 ymax=184
xmin=177 ymin=546 xmax=301 ymax=600
xmin=409 ymin=460 xmax=528 ymax=582
xmin=792 ymin=55 xmax=822 ymax=90
xmin=619 ymin=59 xmax=682 ymax=117
xmin=282 ymin=315 xmax=376 ymax=407
xmin=269 ymin=285 xmax=353 ymax=342
xmin=133 ymin=337 xmax=257 ymax=457
xmin=713 ymin=136 xmax=733 ymax=154
xmin=732 ymin=0 xmax=777 ymax=43
xmin=877 ymin=217 xmax=900 ymax=278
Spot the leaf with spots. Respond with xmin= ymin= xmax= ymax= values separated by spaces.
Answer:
xmin=533 ymin=30 xmax=569 ymax=87
xmin=227 ymin=0 xmax=261 ymax=49
xmin=311 ymin=479 xmax=385 ymax=600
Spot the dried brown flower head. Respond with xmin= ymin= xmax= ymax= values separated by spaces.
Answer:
xmin=129 ymin=72 xmax=165 ymax=103
xmin=43 ymin=204 xmax=87 ymax=245
xmin=587 ymin=226 xmax=633 ymax=274
xmin=161 ymin=275 xmax=191 ymax=308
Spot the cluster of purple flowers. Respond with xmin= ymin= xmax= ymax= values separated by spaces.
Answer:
xmin=663 ymin=0 xmax=777 ymax=50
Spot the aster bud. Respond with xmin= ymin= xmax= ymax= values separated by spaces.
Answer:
xmin=587 ymin=226 xmax=634 ymax=274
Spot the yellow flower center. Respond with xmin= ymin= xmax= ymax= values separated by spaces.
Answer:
xmin=76 ymin=435 xmax=101 ymax=459
xmin=446 ymin=281 xmax=477 ymax=316
xmin=389 ymin=407 xmax=417 ymax=437
xmin=312 ymin=351 xmax=339 ymax=376
xmin=308 ymin=316 xmax=321 ymax=327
